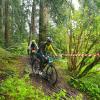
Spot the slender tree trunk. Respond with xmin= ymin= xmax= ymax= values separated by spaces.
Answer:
xmin=39 ymin=0 xmax=49 ymax=44
xmin=77 ymin=56 xmax=100 ymax=78
xmin=68 ymin=29 xmax=73 ymax=71
xmin=67 ymin=0 xmax=77 ymax=71
xmin=4 ymin=0 xmax=9 ymax=47
xmin=31 ymin=0 xmax=36 ymax=35
xmin=28 ymin=0 xmax=36 ymax=45
xmin=0 ymin=0 xmax=3 ymax=44
xmin=77 ymin=39 xmax=98 ymax=72
xmin=28 ymin=23 xmax=31 ymax=46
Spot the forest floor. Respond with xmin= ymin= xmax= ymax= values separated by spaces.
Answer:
xmin=16 ymin=56 xmax=89 ymax=100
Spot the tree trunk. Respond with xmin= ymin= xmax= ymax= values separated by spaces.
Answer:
xmin=68 ymin=29 xmax=73 ymax=71
xmin=4 ymin=0 xmax=9 ymax=47
xmin=39 ymin=0 xmax=49 ymax=44
xmin=28 ymin=0 xmax=36 ymax=45
xmin=0 ymin=0 xmax=3 ymax=45
xmin=77 ymin=39 xmax=98 ymax=72
xmin=31 ymin=0 xmax=36 ymax=35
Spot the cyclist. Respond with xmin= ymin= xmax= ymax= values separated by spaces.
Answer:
xmin=28 ymin=40 xmax=38 ymax=55
xmin=37 ymin=37 xmax=57 ymax=75
xmin=27 ymin=40 xmax=38 ymax=67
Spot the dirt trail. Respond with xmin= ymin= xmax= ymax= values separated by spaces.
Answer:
xmin=18 ymin=56 xmax=88 ymax=100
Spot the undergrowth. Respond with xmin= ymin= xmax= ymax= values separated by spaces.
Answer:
xmin=0 ymin=75 xmax=84 ymax=100
xmin=69 ymin=73 xmax=100 ymax=100
xmin=0 ymin=75 xmax=50 ymax=100
xmin=0 ymin=48 xmax=18 ymax=79
xmin=6 ymin=42 xmax=28 ymax=56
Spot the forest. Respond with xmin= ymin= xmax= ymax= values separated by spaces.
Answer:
xmin=0 ymin=0 xmax=100 ymax=100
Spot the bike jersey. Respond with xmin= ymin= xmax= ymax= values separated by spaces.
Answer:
xmin=38 ymin=42 xmax=57 ymax=56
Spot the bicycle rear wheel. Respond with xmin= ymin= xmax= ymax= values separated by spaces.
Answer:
xmin=46 ymin=64 xmax=58 ymax=85
xmin=32 ymin=59 xmax=40 ymax=74
xmin=30 ymin=53 xmax=35 ymax=65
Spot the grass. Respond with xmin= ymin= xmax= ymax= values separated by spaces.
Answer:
xmin=69 ymin=72 xmax=100 ymax=100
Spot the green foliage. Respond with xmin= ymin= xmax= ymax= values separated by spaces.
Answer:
xmin=0 ymin=48 xmax=19 ymax=80
xmin=52 ymin=89 xmax=67 ymax=100
xmin=55 ymin=58 xmax=68 ymax=71
xmin=0 ymin=47 xmax=15 ymax=71
xmin=0 ymin=48 xmax=13 ymax=59
xmin=69 ymin=73 xmax=100 ymax=99
xmin=7 ymin=41 xmax=28 ymax=55
xmin=0 ymin=75 xmax=51 ymax=100
xmin=0 ymin=75 xmax=75 ymax=100
xmin=90 ymin=64 xmax=100 ymax=73
xmin=70 ymin=93 xmax=83 ymax=100
xmin=49 ymin=25 xmax=68 ymax=53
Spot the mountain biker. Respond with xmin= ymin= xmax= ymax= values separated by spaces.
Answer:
xmin=28 ymin=40 xmax=38 ymax=55
xmin=37 ymin=37 xmax=57 ymax=75
xmin=27 ymin=40 xmax=38 ymax=66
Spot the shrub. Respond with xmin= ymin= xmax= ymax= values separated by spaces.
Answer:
xmin=69 ymin=73 xmax=100 ymax=99
xmin=0 ymin=75 xmax=50 ymax=100
xmin=6 ymin=42 xmax=28 ymax=55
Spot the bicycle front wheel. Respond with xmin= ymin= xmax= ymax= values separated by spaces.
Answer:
xmin=46 ymin=64 xmax=58 ymax=85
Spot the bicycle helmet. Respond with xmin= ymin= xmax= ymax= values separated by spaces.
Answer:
xmin=46 ymin=37 xmax=53 ymax=43
xmin=32 ymin=40 xmax=35 ymax=43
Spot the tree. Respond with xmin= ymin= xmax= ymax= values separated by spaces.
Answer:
xmin=4 ymin=0 xmax=9 ymax=47
xmin=39 ymin=0 xmax=49 ymax=44
xmin=0 ymin=0 xmax=3 ymax=45
xmin=28 ymin=0 xmax=36 ymax=45
xmin=66 ymin=0 xmax=100 ymax=77
xmin=10 ymin=0 xmax=30 ymax=44
xmin=31 ymin=0 xmax=36 ymax=35
xmin=48 ymin=0 xmax=100 ymax=77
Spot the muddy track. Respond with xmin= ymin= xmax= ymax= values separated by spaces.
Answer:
xmin=19 ymin=56 xmax=88 ymax=100
xmin=29 ymin=73 xmax=79 ymax=97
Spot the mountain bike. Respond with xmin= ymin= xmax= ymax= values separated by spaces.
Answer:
xmin=31 ymin=55 xmax=58 ymax=85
